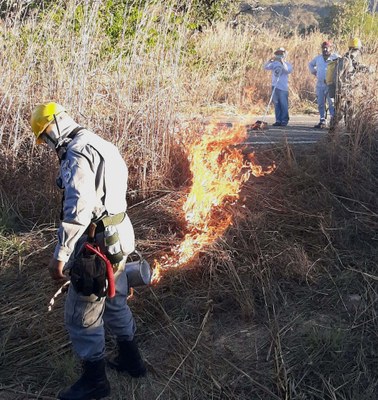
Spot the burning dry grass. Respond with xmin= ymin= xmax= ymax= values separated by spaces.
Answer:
xmin=152 ymin=125 xmax=275 ymax=283
xmin=1 ymin=113 xmax=377 ymax=399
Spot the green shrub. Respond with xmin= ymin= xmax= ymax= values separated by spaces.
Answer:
xmin=328 ymin=0 xmax=378 ymax=37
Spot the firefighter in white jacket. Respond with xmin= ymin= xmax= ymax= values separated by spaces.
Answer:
xmin=30 ymin=102 xmax=146 ymax=400
xmin=308 ymin=41 xmax=339 ymax=128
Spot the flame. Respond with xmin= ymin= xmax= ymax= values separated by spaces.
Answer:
xmin=151 ymin=124 xmax=274 ymax=283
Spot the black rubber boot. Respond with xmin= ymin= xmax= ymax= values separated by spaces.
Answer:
xmin=108 ymin=338 xmax=147 ymax=377
xmin=58 ymin=359 xmax=110 ymax=400
xmin=314 ymin=121 xmax=326 ymax=129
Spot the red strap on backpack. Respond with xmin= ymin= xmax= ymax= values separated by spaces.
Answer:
xmin=84 ymin=243 xmax=116 ymax=298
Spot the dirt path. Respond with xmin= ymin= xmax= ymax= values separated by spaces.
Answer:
xmin=212 ymin=114 xmax=327 ymax=145
xmin=246 ymin=114 xmax=327 ymax=145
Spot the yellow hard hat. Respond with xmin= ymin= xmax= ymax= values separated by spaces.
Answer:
xmin=348 ymin=37 xmax=362 ymax=49
xmin=30 ymin=102 xmax=66 ymax=144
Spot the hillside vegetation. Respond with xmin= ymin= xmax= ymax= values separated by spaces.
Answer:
xmin=0 ymin=1 xmax=377 ymax=399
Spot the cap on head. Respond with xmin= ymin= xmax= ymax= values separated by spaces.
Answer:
xmin=274 ymin=47 xmax=286 ymax=55
xmin=348 ymin=37 xmax=362 ymax=50
xmin=30 ymin=102 xmax=66 ymax=144
xmin=321 ymin=41 xmax=332 ymax=48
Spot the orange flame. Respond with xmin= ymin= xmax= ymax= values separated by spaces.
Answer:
xmin=151 ymin=124 xmax=274 ymax=283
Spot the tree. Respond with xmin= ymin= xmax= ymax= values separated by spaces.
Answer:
xmin=329 ymin=0 xmax=378 ymax=37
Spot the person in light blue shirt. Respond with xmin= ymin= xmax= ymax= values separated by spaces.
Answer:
xmin=264 ymin=47 xmax=293 ymax=126
xmin=309 ymin=41 xmax=339 ymax=128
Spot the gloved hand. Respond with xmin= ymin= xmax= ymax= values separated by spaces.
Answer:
xmin=48 ymin=258 xmax=67 ymax=281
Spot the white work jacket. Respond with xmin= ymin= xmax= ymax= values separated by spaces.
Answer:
xmin=264 ymin=60 xmax=293 ymax=91
xmin=308 ymin=53 xmax=339 ymax=87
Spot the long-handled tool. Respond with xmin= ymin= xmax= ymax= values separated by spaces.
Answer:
xmin=250 ymin=71 xmax=282 ymax=130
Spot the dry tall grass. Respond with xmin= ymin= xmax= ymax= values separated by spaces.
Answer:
xmin=1 ymin=0 xmax=377 ymax=219
xmin=0 ymin=1 xmax=378 ymax=399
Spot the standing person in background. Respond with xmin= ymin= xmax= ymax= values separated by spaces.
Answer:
xmin=308 ymin=41 xmax=339 ymax=129
xmin=30 ymin=102 xmax=147 ymax=400
xmin=264 ymin=47 xmax=293 ymax=127
xmin=326 ymin=38 xmax=371 ymax=131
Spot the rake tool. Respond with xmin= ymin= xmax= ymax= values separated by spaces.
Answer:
xmin=250 ymin=71 xmax=282 ymax=130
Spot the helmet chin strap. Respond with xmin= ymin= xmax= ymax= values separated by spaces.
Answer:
xmin=53 ymin=114 xmax=63 ymax=147
xmin=44 ymin=134 xmax=58 ymax=151
xmin=43 ymin=113 xmax=80 ymax=159
xmin=42 ymin=114 xmax=65 ymax=156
